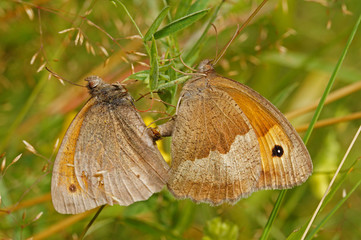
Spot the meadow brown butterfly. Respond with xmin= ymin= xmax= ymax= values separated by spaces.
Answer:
xmin=154 ymin=0 xmax=312 ymax=206
xmin=52 ymin=76 xmax=169 ymax=214
xmin=159 ymin=59 xmax=312 ymax=205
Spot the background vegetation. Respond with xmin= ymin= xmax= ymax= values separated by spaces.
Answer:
xmin=1 ymin=0 xmax=361 ymax=239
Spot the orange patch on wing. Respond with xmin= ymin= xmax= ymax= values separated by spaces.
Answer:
xmin=56 ymin=99 xmax=95 ymax=194
xmin=220 ymin=85 xmax=277 ymax=137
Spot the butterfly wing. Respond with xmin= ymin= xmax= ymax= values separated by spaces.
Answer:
xmin=211 ymin=75 xmax=313 ymax=190
xmin=52 ymin=98 xmax=96 ymax=214
xmin=169 ymin=76 xmax=263 ymax=205
xmin=52 ymin=98 xmax=169 ymax=214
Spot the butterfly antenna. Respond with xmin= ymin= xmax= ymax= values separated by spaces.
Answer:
xmin=171 ymin=65 xmax=206 ymax=77
xmin=211 ymin=23 xmax=219 ymax=59
xmin=179 ymin=55 xmax=197 ymax=72
xmin=45 ymin=67 xmax=86 ymax=87
xmin=213 ymin=0 xmax=268 ymax=65
xmin=173 ymin=56 xmax=206 ymax=76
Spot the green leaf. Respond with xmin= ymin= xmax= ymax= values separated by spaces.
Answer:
xmin=188 ymin=0 xmax=210 ymax=14
xmin=126 ymin=70 xmax=149 ymax=81
xmin=144 ymin=6 xmax=170 ymax=41
xmin=202 ymin=217 xmax=239 ymax=240
xmin=149 ymin=36 xmax=159 ymax=90
xmin=154 ymin=9 xmax=209 ymax=40
xmin=156 ymin=76 xmax=190 ymax=91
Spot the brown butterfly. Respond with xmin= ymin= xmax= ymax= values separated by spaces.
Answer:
xmin=52 ymin=76 xmax=169 ymax=214
xmin=159 ymin=59 xmax=312 ymax=205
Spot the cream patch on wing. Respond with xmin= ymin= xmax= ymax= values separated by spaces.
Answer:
xmin=169 ymin=130 xmax=262 ymax=205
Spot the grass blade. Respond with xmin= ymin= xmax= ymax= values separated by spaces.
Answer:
xmin=154 ymin=9 xmax=209 ymax=39
xmin=149 ymin=36 xmax=159 ymax=90
xmin=156 ymin=76 xmax=190 ymax=90
xmin=144 ymin=7 xmax=170 ymax=41
xmin=259 ymin=190 xmax=287 ymax=240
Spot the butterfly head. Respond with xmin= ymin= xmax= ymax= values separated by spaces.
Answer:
xmin=86 ymin=75 xmax=103 ymax=89
xmin=197 ymin=59 xmax=214 ymax=73
xmin=85 ymin=76 xmax=129 ymax=103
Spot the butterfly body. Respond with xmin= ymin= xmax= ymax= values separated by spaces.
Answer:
xmin=52 ymin=76 xmax=169 ymax=214
xmin=168 ymin=60 xmax=312 ymax=205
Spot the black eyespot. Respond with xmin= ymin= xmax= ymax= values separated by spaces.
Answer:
xmin=69 ymin=184 xmax=77 ymax=193
xmin=272 ymin=145 xmax=284 ymax=157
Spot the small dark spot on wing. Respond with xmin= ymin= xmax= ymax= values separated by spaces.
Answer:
xmin=272 ymin=145 xmax=284 ymax=157
xmin=69 ymin=184 xmax=77 ymax=193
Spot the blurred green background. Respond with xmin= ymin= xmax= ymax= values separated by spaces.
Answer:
xmin=1 ymin=0 xmax=361 ymax=239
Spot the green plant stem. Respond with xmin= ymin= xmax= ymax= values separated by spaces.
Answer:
xmin=79 ymin=205 xmax=106 ymax=240
xmin=113 ymin=0 xmax=143 ymax=39
xmin=259 ymin=190 xmax=287 ymax=240
xmin=113 ymin=0 xmax=150 ymax=55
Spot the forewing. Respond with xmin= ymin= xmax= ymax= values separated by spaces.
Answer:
xmin=213 ymin=76 xmax=313 ymax=190
xmin=52 ymin=98 xmax=169 ymax=214
xmin=169 ymin=80 xmax=262 ymax=205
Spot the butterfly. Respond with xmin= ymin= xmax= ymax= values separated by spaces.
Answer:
xmin=158 ymin=59 xmax=312 ymax=205
xmin=52 ymin=76 xmax=169 ymax=214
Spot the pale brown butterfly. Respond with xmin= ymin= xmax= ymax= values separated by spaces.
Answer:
xmin=52 ymin=76 xmax=169 ymax=214
xmin=157 ymin=0 xmax=312 ymax=205
xmin=159 ymin=60 xmax=312 ymax=205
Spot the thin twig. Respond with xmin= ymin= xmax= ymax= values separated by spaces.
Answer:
xmin=295 ymin=111 xmax=361 ymax=132
xmin=214 ymin=0 xmax=268 ymax=65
